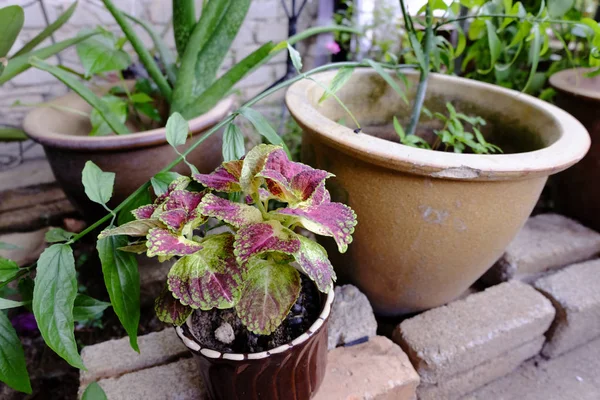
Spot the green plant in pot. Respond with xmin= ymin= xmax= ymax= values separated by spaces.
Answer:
xmin=6 ymin=0 xmax=355 ymax=219
xmin=285 ymin=0 xmax=597 ymax=315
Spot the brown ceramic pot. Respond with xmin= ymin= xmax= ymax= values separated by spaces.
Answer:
xmin=286 ymin=69 xmax=590 ymax=316
xmin=549 ymin=68 xmax=600 ymax=231
xmin=22 ymin=87 xmax=233 ymax=220
xmin=175 ymin=289 xmax=334 ymax=400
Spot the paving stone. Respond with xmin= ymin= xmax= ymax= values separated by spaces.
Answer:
xmin=314 ymin=336 xmax=419 ymax=400
xmin=482 ymin=214 xmax=600 ymax=284
xmin=0 ymin=198 xmax=77 ymax=233
xmin=0 ymin=228 xmax=47 ymax=266
xmin=328 ymin=284 xmax=378 ymax=350
xmin=0 ymin=159 xmax=56 ymax=192
xmin=80 ymin=329 xmax=188 ymax=386
xmin=465 ymin=336 xmax=600 ymax=400
xmin=393 ymin=281 xmax=555 ymax=384
xmin=417 ymin=336 xmax=544 ymax=400
xmin=533 ymin=259 xmax=600 ymax=358
xmin=94 ymin=358 xmax=204 ymax=400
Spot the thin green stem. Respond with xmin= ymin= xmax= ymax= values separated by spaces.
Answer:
xmin=406 ymin=4 xmax=433 ymax=137
xmin=438 ymin=13 xmax=584 ymax=29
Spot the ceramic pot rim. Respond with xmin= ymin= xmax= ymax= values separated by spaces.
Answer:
xmin=285 ymin=69 xmax=591 ymax=181
xmin=22 ymin=92 xmax=234 ymax=152
xmin=175 ymin=287 xmax=335 ymax=361
xmin=549 ymin=67 xmax=600 ymax=102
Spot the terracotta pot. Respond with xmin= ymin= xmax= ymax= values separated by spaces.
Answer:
xmin=175 ymin=289 xmax=334 ymax=400
xmin=285 ymin=69 xmax=589 ymax=316
xmin=549 ymin=67 xmax=600 ymax=231
xmin=22 ymin=87 xmax=233 ymax=220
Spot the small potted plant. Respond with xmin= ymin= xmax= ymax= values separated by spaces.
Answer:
xmin=285 ymin=0 xmax=596 ymax=315
xmin=98 ymin=143 xmax=357 ymax=399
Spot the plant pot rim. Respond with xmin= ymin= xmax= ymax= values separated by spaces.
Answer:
xmin=22 ymin=90 xmax=234 ymax=152
xmin=286 ymin=68 xmax=590 ymax=181
xmin=175 ymin=287 xmax=335 ymax=361
xmin=549 ymin=67 xmax=600 ymax=102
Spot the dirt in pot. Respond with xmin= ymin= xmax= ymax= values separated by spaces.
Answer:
xmin=189 ymin=275 xmax=320 ymax=353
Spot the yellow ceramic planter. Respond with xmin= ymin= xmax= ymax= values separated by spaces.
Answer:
xmin=286 ymin=69 xmax=590 ymax=316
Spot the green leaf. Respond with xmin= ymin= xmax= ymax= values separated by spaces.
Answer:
xmin=0 ymin=5 xmax=24 ymax=58
xmin=76 ymin=31 xmax=131 ymax=78
xmin=523 ymin=24 xmax=542 ymax=93
xmin=73 ymin=294 xmax=111 ymax=322
xmin=29 ymin=57 xmax=130 ymax=135
xmin=98 ymin=219 xmax=163 ymax=239
xmin=0 ymin=257 xmax=19 ymax=282
xmin=238 ymin=108 xmax=291 ymax=158
xmin=172 ymin=0 xmax=197 ymax=57
xmin=179 ymin=42 xmax=274 ymax=119
xmin=222 ymin=123 xmax=245 ymax=162
xmin=478 ymin=21 xmax=502 ymax=74
xmin=393 ymin=116 xmax=406 ymax=141
xmin=408 ymin=32 xmax=427 ymax=71
xmin=97 ymin=235 xmax=140 ymax=352
xmin=287 ymin=42 xmax=303 ymax=73
xmin=82 ymin=161 xmax=115 ymax=206
xmin=0 ymin=312 xmax=31 ymax=393
xmin=81 ymin=382 xmax=107 ymax=400
xmin=45 ymin=228 xmax=75 ymax=243
xmin=235 ymin=259 xmax=301 ymax=335
xmin=151 ymin=172 xmax=183 ymax=196
xmin=33 ymin=244 xmax=84 ymax=369
xmin=365 ymin=60 xmax=408 ymax=104
xmin=130 ymin=93 xmax=153 ymax=103
xmin=89 ymin=95 xmax=128 ymax=136
xmin=319 ymin=67 xmax=354 ymax=104
xmin=456 ymin=26 xmax=466 ymax=57
xmin=118 ymin=189 xmax=153 ymax=225
xmin=165 ymin=112 xmax=189 ymax=149
xmin=134 ymin=102 xmax=161 ymax=122
xmin=13 ymin=2 xmax=77 ymax=57
xmin=0 ymin=297 xmax=25 ymax=310
xmin=547 ymin=0 xmax=574 ymax=18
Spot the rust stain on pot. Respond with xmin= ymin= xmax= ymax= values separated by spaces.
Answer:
xmin=430 ymin=166 xmax=482 ymax=179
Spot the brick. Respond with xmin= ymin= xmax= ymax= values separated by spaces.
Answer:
xmin=94 ymin=358 xmax=204 ymax=400
xmin=482 ymin=214 xmax=600 ymax=284
xmin=533 ymin=259 xmax=600 ymax=358
xmin=0 ymin=228 xmax=47 ymax=266
xmin=328 ymin=285 xmax=377 ymax=350
xmin=80 ymin=329 xmax=188 ymax=386
xmin=465 ymin=337 xmax=600 ymax=400
xmin=314 ymin=336 xmax=419 ymax=400
xmin=417 ymin=336 xmax=544 ymax=400
xmin=393 ymin=281 xmax=555 ymax=384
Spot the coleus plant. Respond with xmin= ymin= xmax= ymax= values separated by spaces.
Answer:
xmin=99 ymin=144 xmax=357 ymax=334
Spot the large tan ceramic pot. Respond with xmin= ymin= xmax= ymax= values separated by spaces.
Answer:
xmin=286 ymin=69 xmax=590 ymax=316
xmin=550 ymin=68 xmax=600 ymax=231
xmin=23 ymin=88 xmax=233 ymax=220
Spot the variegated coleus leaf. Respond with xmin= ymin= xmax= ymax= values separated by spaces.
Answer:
xmin=294 ymin=235 xmax=336 ymax=292
xmin=146 ymin=228 xmax=203 ymax=258
xmin=193 ymin=160 xmax=243 ymax=192
xmin=274 ymin=201 xmax=357 ymax=253
xmin=159 ymin=190 xmax=206 ymax=233
xmin=155 ymin=285 xmax=193 ymax=326
xmin=154 ymin=175 xmax=192 ymax=205
xmin=239 ymin=144 xmax=281 ymax=194
xmin=234 ymin=220 xmax=301 ymax=264
xmin=197 ymin=193 xmax=263 ymax=228
xmin=132 ymin=204 xmax=156 ymax=220
xmin=118 ymin=242 xmax=148 ymax=254
xmin=98 ymin=219 xmax=164 ymax=239
xmin=167 ymin=233 xmax=243 ymax=310
xmin=235 ymin=258 xmax=301 ymax=335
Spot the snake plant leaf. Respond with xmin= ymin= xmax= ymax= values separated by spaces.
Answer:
xmin=172 ymin=0 xmax=197 ymax=56
xmin=0 ymin=5 xmax=24 ymax=58
xmin=154 ymin=285 xmax=192 ymax=326
xmin=233 ymin=220 xmax=301 ymax=264
xmin=275 ymin=201 xmax=357 ymax=254
xmin=235 ymin=258 xmax=300 ymax=335
xmin=293 ymin=235 xmax=336 ymax=292
xmin=146 ymin=228 xmax=203 ymax=258
xmin=0 ymin=312 xmax=31 ymax=393
xmin=193 ymin=160 xmax=243 ymax=192
xmin=197 ymin=193 xmax=262 ymax=228
xmin=168 ymin=233 xmax=242 ymax=309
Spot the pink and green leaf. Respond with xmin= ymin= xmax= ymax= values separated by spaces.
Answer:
xmin=294 ymin=235 xmax=336 ymax=292
xmin=197 ymin=193 xmax=263 ymax=228
xmin=167 ymin=233 xmax=243 ymax=310
xmin=164 ymin=190 xmax=205 ymax=212
xmin=234 ymin=220 xmax=301 ymax=264
xmin=159 ymin=209 xmax=189 ymax=231
xmin=154 ymin=176 xmax=191 ymax=204
xmin=132 ymin=204 xmax=156 ymax=220
xmin=275 ymin=202 xmax=357 ymax=253
xmin=98 ymin=219 xmax=164 ymax=239
xmin=193 ymin=161 xmax=243 ymax=192
xmin=146 ymin=228 xmax=203 ymax=258
xmin=239 ymin=144 xmax=281 ymax=193
xmin=289 ymin=169 xmax=333 ymax=202
xmin=235 ymin=258 xmax=301 ymax=335
xmin=155 ymin=285 xmax=193 ymax=326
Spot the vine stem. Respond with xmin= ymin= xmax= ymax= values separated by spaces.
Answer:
xmin=438 ymin=13 xmax=585 ymax=29
xmin=69 ymin=61 xmax=416 ymax=244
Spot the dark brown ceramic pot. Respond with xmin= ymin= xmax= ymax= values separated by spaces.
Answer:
xmin=22 ymin=87 xmax=233 ymax=220
xmin=550 ymin=68 xmax=600 ymax=231
xmin=175 ymin=289 xmax=334 ymax=400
